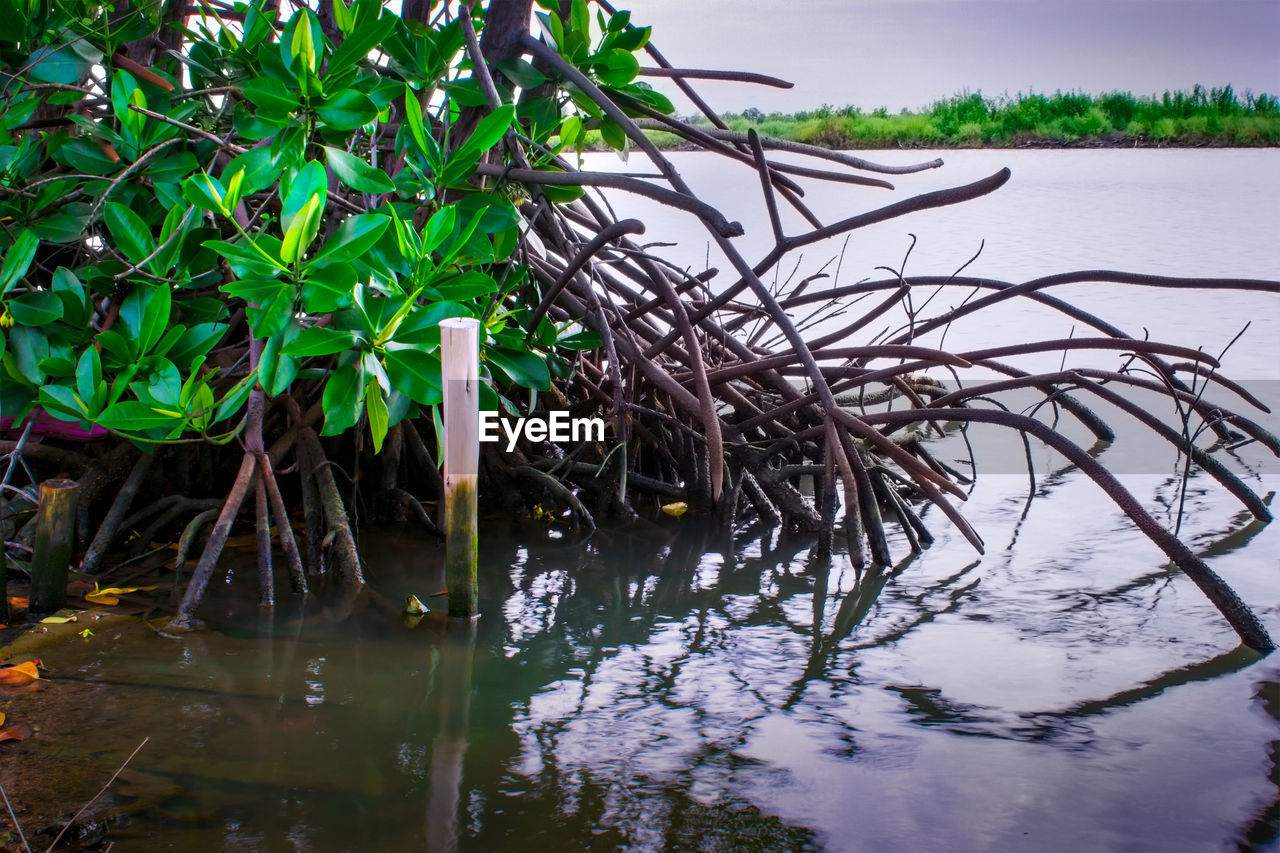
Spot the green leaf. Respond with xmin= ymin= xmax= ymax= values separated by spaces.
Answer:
xmin=246 ymin=285 xmax=296 ymax=338
xmin=435 ymin=270 xmax=499 ymax=302
xmin=281 ymin=193 xmax=322 ymax=264
xmin=75 ymin=346 xmax=102 ymax=409
xmin=323 ymin=146 xmax=394 ymax=193
xmin=612 ymin=25 xmax=651 ymax=51
xmin=96 ymin=330 xmax=137 ymax=367
xmin=383 ymin=347 xmax=442 ymax=405
xmin=402 ymin=89 xmax=441 ymax=170
xmin=104 ymin=202 xmax=155 ymax=265
xmin=315 ymin=214 xmax=390 ymax=261
xmin=599 ymin=116 xmax=628 ymax=152
xmin=95 ymin=401 xmax=180 ymax=431
xmin=559 ymin=114 xmax=583 ymax=147
xmin=6 ymin=325 xmax=48 ymax=384
xmin=331 ymin=0 xmax=353 ymax=34
xmin=606 ymin=9 xmax=631 ymax=31
xmin=317 ymin=90 xmax=379 ymax=130
xmin=328 ymin=4 xmax=396 ymax=73
xmin=365 ymin=381 xmax=388 ymax=452
xmin=458 ymin=104 xmax=515 ymax=157
xmin=7 ymin=290 xmax=63 ymax=325
xmin=496 ymin=57 xmax=546 ymax=89
xmin=207 ymin=239 xmax=283 ymax=277
xmin=556 ymin=329 xmax=602 ymax=350
xmin=1 ymin=230 xmax=38 ymax=295
xmin=225 ymin=147 xmax=283 ymax=197
xmin=259 ymin=328 xmax=301 ymax=397
xmin=591 ymin=48 xmax=639 ymax=87
xmin=282 ymin=326 xmax=359 ymax=357
xmin=119 ymin=285 xmax=170 ymax=355
xmin=38 ymin=384 xmax=90 ymax=420
xmin=301 ymin=260 xmax=356 ymax=313
xmin=167 ymin=323 xmax=227 ymax=370
xmin=569 ymin=0 xmax=589 ymax=38
xmin=535 ymin=11 xmax=564 ymax=50
xmin=420 ymin=205 xmax=457 ymax=254
xmin=280 ymin=160 xmax=327 ymax=236
xmin=321 ymin=362 xmax=364 ymax=435
xmin=182 ymin=173 xmax=227 ymax=214
xmin=27 ymin=43 xmax=90 ymax=85
xmin=221 ymin=278 xmax=288 ymax=305
xmin=241 ymin=77 xmax=299 ymax=116
xmin=488 ymin=346 xmax=550 ymax=390
xmin=289 ymin=8 xmax=319 ymax=75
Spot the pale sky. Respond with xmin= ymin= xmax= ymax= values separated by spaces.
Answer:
xmin=622 ymin=0 xmax=1280 ymax=113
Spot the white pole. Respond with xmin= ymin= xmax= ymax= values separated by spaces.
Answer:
xmin=439 ymin=317 xmax=480 ymax=618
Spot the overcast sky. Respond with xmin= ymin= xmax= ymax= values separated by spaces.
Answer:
xmin=623 ymin=0 xmax=1280 ymax=112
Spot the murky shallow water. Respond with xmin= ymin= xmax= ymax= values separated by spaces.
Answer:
xmin=8 ymin=472 xmax=1280 ymax=852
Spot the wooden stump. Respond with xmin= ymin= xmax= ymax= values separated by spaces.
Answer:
xmin=31 ymin=478 xmax=81 ymax=613
xmin=440 ymin=318 xmax=480 ymax=619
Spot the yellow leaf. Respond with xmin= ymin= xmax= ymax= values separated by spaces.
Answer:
xmin=40 ymin=615 xmax=76 ymax=624
xmin=85 ymin=593 xmax=120 ymax=606
xmin=661 ymin=501 xmax=688 ymax=518
xmin=0 ymin=712 xmax=5 ymax=726
xmin=93 ymin=585 xmax=157 ymax=596
xmin=403 ymin=594 xmax=427 ymax=616
xmin=0 ymin=661 xmax=39 ymax=686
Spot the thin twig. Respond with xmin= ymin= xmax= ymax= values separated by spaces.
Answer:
xmin=46 ymin=736 xmax=150 ymax=852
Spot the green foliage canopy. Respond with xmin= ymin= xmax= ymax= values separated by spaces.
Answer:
xmin=0 ymin=0 xmax=659 ymax=451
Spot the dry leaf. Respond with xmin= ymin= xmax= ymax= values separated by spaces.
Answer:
xmin=0 ymin=722 xmax=33 ymax=743
xmin=83 ymin=584 xmax=157 ymax=607
xmin=7 ymin=597 xmax=27 ymax=608
xmin=0 ymin=712 xmax=5 ymax=726
xmin=0 ymin=661 xmax=39 ymax=686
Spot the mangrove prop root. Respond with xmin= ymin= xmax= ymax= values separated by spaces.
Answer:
xmin=257 ymin=452 xmax=307 ymax=594
xmin=255 ymin=468 xmax=274 ymax=607
xmin=388 ymin=487 xmax=443 ymax=538
xmin=171 ymin=453 xmax=257 ymax=629
xmin=298 ymin=428 xmax=364 ymax=587
xmin=81 ymin=450 xmax=153 ymax=573
xmin=16 ymin=6 xmax=1275 ymax=654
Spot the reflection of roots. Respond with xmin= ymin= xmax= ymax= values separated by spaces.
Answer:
xmin=1239 ymin=682 xmax=1280 ymax=847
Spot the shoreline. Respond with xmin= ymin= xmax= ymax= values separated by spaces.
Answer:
xmin=585 ymin=135 xmax=1280 ymax=153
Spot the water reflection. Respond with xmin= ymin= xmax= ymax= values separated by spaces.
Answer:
xmin=24 ymin=470 xmax=1279 ymax=850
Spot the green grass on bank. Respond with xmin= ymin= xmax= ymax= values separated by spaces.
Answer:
xmin=589 ymin=86 xmax=1280 ymax=149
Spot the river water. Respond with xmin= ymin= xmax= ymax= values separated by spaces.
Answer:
xmin=10 ymin=150 xmax=1280 ymax=851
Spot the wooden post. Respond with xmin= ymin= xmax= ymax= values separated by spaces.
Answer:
xmin=30 ymin=478 xmax=80 ymax=613
xmin=439 ymin=317 xmax=480 ymax=619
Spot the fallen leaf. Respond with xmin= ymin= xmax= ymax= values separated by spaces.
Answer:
xmin=0 ymin=712 xmax=5 ymax=726
xmin=661 ymin=501 xmax=689 ymax=518
xmin=404 ymin=594 xmax=427 ymax=616
xmin=0 ymin=662 xmax=39 ymax=686
xmin=7 ymin=597 xmax=27 ymax=608
xmin=40 ymin=614 xmax=77 ymax=624
xmin=93 ymin=585 xmax=157 ymax=596
xmin=0 ymin=722 xmax=33 ymax=743
xmin=85 ymin=592 xmax=120 ymax=605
